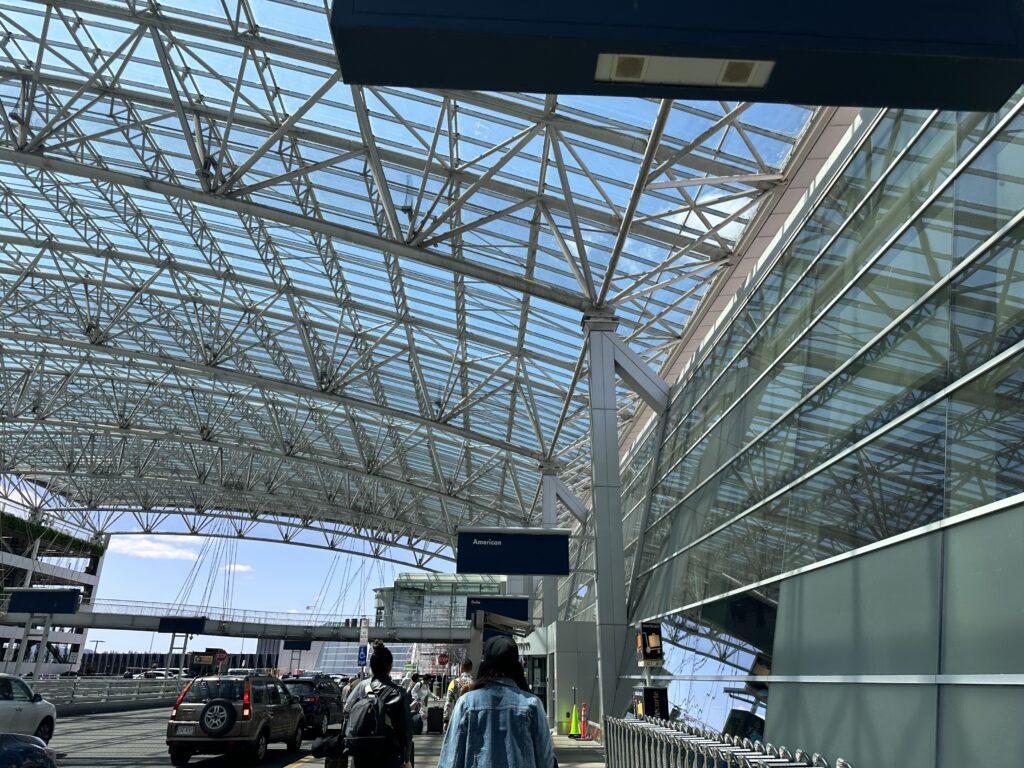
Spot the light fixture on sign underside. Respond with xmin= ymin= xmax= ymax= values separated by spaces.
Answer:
xmin=595 ymin=53 xmax=774 ymax=88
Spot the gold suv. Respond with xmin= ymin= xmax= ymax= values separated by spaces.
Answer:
xmin=165 ymin=675 xmax=304 ymax=765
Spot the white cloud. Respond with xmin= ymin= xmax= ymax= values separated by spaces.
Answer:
xmin=223 ymin=564 xmax=253 ymax=573
xmin=108 ymin=535 xmax=199 ymax=561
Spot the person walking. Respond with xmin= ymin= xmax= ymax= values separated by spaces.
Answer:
xmin=437 ymin=637 xmax=556 ymax=768
xmin=442 ymin=660 xmax=473 ymax=730
xmin=315 ymin=641 xmax=413 ymax=768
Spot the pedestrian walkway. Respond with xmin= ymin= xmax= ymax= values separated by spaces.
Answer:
xmin=414 ymin=733 xmax=605 ymax=767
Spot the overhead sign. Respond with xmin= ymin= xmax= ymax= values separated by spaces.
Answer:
xmin=464 ymin=596 xmax=530 ymax=622
xmin=636 ymin=622 xmax=665 ymax=667
xmin=158 ymin=617 xmax=207 ymax=635
xmin=456 ymin=528 xmax=570 ymax=575
xmin=8 ymin=589 xmax=80 ymax=615
xmin=283 ymin=640 xmax=312 ymax=651
xmin=329 ymin=0 xmax=1024 ymax=110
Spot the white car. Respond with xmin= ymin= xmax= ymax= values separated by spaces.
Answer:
xmin=0 ymin=674 xmax=56 ymax=742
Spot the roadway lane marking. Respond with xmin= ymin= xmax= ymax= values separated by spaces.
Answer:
xmin=286 ymin=756 xmax=318 ymax=766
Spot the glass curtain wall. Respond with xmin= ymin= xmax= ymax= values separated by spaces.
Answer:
xmin=621 ymin=89 xmax=1024 ymax=729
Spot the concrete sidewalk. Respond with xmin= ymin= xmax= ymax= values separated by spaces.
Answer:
xmin=414 ymin=733 xmax=605 ymax=767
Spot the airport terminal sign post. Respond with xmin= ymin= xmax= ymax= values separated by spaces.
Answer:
xmin=357 ymin=618 xmax=369 ymax=668
xmin=636 ymin=621 xmax=668 ymax=719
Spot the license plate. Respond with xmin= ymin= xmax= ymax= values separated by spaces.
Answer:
xmin=177 ymin=725 xmax=195 ymax=736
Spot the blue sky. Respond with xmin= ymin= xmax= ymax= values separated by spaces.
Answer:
xmin=87 ymin=534 xmax=441 ymax=652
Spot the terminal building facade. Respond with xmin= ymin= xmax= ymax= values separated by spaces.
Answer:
xmin=593 ymin=92 xmax=1024 ymax=766
xmin=0 ymin=510 xmax=106 ymax=676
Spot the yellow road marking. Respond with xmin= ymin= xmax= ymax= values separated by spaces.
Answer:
xmin=285 ymin=756 xmax=318 ymax=766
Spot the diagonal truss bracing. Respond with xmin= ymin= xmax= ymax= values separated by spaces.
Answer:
xmin=0 ymin=0 xmax=815 ymax=568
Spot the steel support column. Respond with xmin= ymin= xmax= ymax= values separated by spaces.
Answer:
xmin=584 ymin=314 xmax=630 ymax=720
xmin=584 ymin=314 xmax=669 ymax=719
xmin=540 ymin=464 xmax=559 ymax=625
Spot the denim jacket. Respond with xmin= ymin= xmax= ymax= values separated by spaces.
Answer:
xmin=437 ymin=678 xmax=555 ymax=768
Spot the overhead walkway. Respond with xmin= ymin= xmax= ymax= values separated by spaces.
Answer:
xmin=0 ymin=598 xmax=471 ymax=644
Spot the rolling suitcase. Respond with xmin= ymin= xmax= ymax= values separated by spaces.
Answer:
xmin=426 ymin=706 xmax=444 ymax=734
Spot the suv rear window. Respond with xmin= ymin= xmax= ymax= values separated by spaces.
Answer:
xmin=283 ymin=681 xmax=316 ymax=695
xmin=183 ymin=679 xmax=245 ymax=703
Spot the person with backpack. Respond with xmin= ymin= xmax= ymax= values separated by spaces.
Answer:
xmin=313 ymin=640 xmax=413 ymax=768
xmin=442 ymin=660 xmax=473 ymax=731
xmin=437 ymin=636 xmax=556 ymax=768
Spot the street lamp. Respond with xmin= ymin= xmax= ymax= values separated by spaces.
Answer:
xmin=91 ymin=640 xmax=105 ymax=675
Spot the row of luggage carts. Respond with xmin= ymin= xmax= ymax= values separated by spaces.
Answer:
xmin=604 ymin=716 xmax=854 ymax=768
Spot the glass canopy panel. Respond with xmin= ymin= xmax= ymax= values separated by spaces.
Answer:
xmin=0 ymin=0 xmax=815 ymax=568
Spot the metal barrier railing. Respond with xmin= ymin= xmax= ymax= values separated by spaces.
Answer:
xmin=604 ymin=716 xmax=854 ymax=768
xmin=31 ymin=677 xmax=188 ymax=705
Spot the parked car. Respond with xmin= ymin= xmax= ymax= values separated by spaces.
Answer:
xmin=0 ymin=734 xmax=61 ymax=768
xmin=0 ymin=674 xmax=56 ymax=743
xmin=281 ymin=674 xmax=344 ymax=736
xmin=166 ymin=674 xmax=303 ymax=765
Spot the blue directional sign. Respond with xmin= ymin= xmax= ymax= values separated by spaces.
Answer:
xmin=8 ymin=589 xmax=80 ymax=614
xmin=465 ymin=596 xmax=530 ymax=622
xmin=456 ymin=528 xmax=570 ymax=576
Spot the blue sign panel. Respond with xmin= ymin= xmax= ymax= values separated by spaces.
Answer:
xmin=464 ymin=596 xmax=530 ymax=622
xmin=456 ymin=528 xmax=570 ymax=576
xmin=158 ymin=617 xmax=207 ymax=634
xmin=8 ymin=589 xmax=80 ymax=614
xmin=357 ymin=644 xmax=368 ymax=667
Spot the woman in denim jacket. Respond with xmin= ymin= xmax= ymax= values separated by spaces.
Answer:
xmin=437 ymin=636 xmax=556 ymax=768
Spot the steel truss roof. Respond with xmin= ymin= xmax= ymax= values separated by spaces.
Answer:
xmin=0 ymin=0 xmax=814 ymax=569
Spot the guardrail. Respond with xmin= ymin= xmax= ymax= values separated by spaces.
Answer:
xmin=32 ymin=677 xmax=188 ymax=706
xmin=604 ymin=716 xmax=854 ymax=768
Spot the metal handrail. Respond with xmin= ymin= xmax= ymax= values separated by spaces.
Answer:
xmin=604 ymin=716 xmax=854 ymax=768
xmin=0 ymin=595 xmax=471 ymax=629
xmin=0 ymin=596 xmax=363 ymax=628
xmin=30 ymin=677 xmax=188 ymax=706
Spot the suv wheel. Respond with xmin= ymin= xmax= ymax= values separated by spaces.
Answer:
xmin=286 ymin=721 xmax=303 ymax=752
xmin=249 ymin=728 xmax=268 ymax=763
xmin=168 ymin=746 xmax=191 ymax=766
xmin=318 ymin=712 xmax=329 ymax=736
xmin=198 ymin=698 xmax=237 ymax=737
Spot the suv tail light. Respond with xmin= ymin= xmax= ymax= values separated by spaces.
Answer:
xmin=171 ymin=680 xmax=193 ymax=720
xmin=242 ymin=680 xmax=252 ymax=721
xmin=303 ymin=694 xmax=320 ymax=705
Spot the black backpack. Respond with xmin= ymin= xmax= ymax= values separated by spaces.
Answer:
xmin=344 ymin=685 xmax=395 ymax=758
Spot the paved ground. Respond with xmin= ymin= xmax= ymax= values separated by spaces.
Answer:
xmin=49 ymin=709 xmax=605 ymax=767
